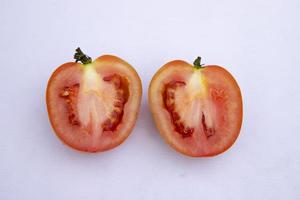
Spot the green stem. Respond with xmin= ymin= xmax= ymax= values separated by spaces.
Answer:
xmin=74 ymin=47 xmax=92 ymax=65
xmin=193 ymin=56 xmax=204 ymax=69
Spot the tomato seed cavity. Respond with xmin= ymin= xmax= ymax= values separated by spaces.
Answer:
xmin=59 ymin=83 xmax=81 ymax=126
xmin=102 ymin=74 xmax=129 ymax=132
xmin=201 ymin=113 xmax=215 ymax=138
xmin=163 ymin=81 xmax=194 ymax=138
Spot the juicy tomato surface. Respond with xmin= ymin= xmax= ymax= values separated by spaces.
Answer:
xmin=148 ymin=57 xmax=243 ymax=157
xmin=46 ymin=48 xmax=142 ymax=152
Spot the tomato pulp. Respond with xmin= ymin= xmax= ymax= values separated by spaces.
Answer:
xmin=46 ymin=48 xmax=142 ymax=152
xmin=149 ymin=57 xmax=243 ymax=157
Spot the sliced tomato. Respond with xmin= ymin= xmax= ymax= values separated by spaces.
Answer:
xmin=46 ymin=48 xmax=142 ymax=152
xmin=149 ymin=58 xmax=243 ymax=157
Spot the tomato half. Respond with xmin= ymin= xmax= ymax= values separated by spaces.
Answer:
xmin=46 ymin=48 xmax=142 ymax=152
xmin=148 ymin=57 xmax=243 ymax=157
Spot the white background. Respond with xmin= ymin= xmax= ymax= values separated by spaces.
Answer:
xmin=0 ymin=0 xmax=299 ymax=199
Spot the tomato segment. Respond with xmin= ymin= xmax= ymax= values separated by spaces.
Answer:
xmin=47 ymin=49 xmax=142 ymax=152
xmin=149 ymin=59 xmax=242 ymax=157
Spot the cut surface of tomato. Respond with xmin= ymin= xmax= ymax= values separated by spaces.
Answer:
xmin=149 ymin=57 xmax=242 ymax=157
xmin=46 ymin=48 xmax=142 ymax=152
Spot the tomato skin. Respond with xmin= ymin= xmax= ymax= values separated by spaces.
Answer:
xmin=149 ymin=60 xmax=243 ymax=157
xmin=46 ymin=55 xmax=142 ymax=153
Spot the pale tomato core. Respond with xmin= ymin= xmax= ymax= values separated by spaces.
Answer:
xmin=59 ymin=65 xmax=128 ymax=137
xmin=164 ymin=70 xmax=219 ymax=139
